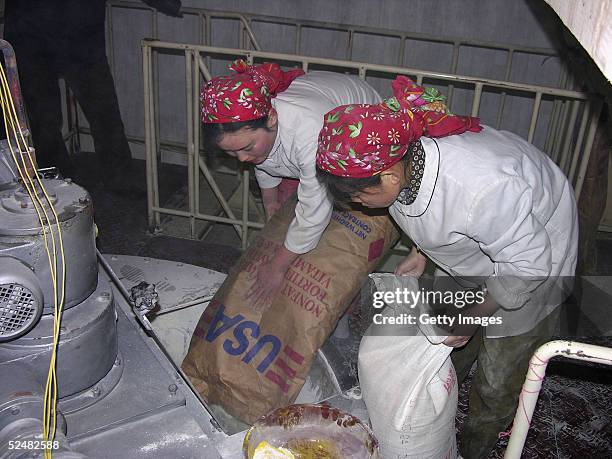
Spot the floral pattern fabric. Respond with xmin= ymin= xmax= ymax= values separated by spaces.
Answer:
xmin=201 ymin=59 xmax=304 ymax=124
xmin=316 ymin=76 xmax=482 ymax=177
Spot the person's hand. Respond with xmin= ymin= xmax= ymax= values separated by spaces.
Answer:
xmin=394 ymin=246 xmax=427 ymax=277
xmin=261 ymin=186 xmax=282 ymax=221
xmin=443 ymin=335 xmax=471 ymax=348
xmin=246 ymin=261 xmax=287 ymax=310
xmin=264 ymin=200 xmax=282 ymax=221
xmin=245 ymin=246 xmax=298 ymax=310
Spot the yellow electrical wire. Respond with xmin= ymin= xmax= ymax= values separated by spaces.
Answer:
xmin=0 ymin=63 xmax=66 ymax=459
xmin=0 ymin=71 xmax=63 ymax=459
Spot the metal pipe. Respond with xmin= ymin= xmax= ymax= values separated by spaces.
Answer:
xmin=504 ymin=340 xmax=612 ymax=459
xmin=198 ymin=12 xmax=204 ymax=45
xmin=197 ymin=55 xmax=213 ymax=81
xmin=347 ymin=29 xmax=354 ymax=61
xmin=295 ymin=24 xmax=302 ymax=55
xmin=551 ymin=100 xmax=569 ymax=162
xmin=149 ymin=50 xmax=161 ymax=227
xmin=142 ymin=44 xmax=155 ymax=229
xmin=545 ymin=67 xmax=569 ymax=153
xmin=568 ymin=100 xmax=590 ymax=180
xmin=152 ymin=205 xmax=264 ymax=229
xmin=574 ymin=100 xmax=602 ymax=199
xmin=545 ymin=99 xmax=562 ymax=154
xmin=197 ymin=156 xmax=243 ymax=236
xmin=237 ymin=14 xmax=261 ymax=50
xmin=154 ymin=295 xmax=214 ymax=316
xmin=398 ymin=36 xmax=406 ymax=67
xmin=142 ymin=41 xmax=589 ymax=99
xmin=205 ymin=14 xmax=212 ymax=72
xmin=556 ymin=99 xmax=580 ymax=164
xmin=241 ymin=168 xmax=250 ymax=250
xmin=496 ymin=49 xmax=514 ymax=129
xmin=446 ymin=42 xmax=460 ymax=110
xmin=185 ymin=50 xmax=196 ymax=238
xmin=471 ymin=83 xmax=483 ymax=117
xmin=192 ymin=49 xmax=201 ymax=229
xmin=527 ymin=92 xmax=542 ymax=143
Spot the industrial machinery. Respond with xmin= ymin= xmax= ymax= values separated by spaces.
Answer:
xmin=0 ymin=38 xmax=226 ymax=458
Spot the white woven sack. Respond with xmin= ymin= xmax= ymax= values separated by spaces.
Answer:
xmin=358 ymin=274 xmax=457 ymax=459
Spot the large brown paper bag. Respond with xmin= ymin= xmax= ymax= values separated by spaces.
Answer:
xmin=181 ymin=198 xmax=399 ymax=424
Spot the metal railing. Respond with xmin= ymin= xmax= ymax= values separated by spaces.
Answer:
xmin=504 ymin=340 xmax=612 ymax=458
xmin=67 ymin=3 xmax=576 ymax=158
xmin=58 ymin=3 xmax=600 ymax=247
xmin=142 ymin=41 xmax=598 ymax=250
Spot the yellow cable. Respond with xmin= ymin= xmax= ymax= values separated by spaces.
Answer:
xmin=0 ymin=64 xmax=67 ymax=458
xmin=0 ymin=72 xmax=57 ymax=452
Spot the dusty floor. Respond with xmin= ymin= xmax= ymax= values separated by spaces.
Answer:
xmin=69 ymin=153 xmax=611 ymax=458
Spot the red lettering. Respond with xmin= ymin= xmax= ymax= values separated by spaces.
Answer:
xmin=274 ymin=358 xmax=297 ymax=379
xmin=283 ymin=345 xmax=305 ymax=365
xmin=265 ymin=370 xmax=289 ymax=393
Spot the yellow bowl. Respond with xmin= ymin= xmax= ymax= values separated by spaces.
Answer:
xmin=243 ymin=404 xmax=379 ymax=459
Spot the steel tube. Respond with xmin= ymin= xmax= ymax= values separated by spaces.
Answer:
xmin=527 ymin=92 xmax=542 ymax=143
xmin=151 ymin=205 xmax=264 ymax=229
xmin=192 ymin=49 xmax=201 ymax=230
xmin=154 ymin=295 xmax=214 ymax=316
xmin=197 ymin=55 xmax=213 ymax=81
xmin=347 ymin=29 xmax=354 ymax=61
xmin=446 ymin=43 xmax=460 ymax=109
xmin=142 ymin=41 xmax=588 ymax=99
xmin=471 ymin=83 xmax=483 ymax=117
xmin=504 ymin=340 xmax=612 ymax=459
xmin=197 ymin=156 xmax=243 ymax=236
xmin=496 ymin=50 xmax=514 ymax=129
xmin=568 ymin=101 xmax=591 ymax=180
xmin=241 ymin=168 xmax=250 ymax=250
xmin=551 ymin=100 xmax=569 ymax=162
xmin=185 ymin=50 xmax=196 ymax=238
xmin=556 ymin=99 xmax=580 ymax=164
xmin=142 ymin=44 xmax=155 ymax=229
xmin=574 ymin=100 xmax=602 ymax=199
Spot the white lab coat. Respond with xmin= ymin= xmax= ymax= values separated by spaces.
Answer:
xmin=255 ymin=71 xmax=381 ymax=254
xmin=389 ymin=126 xmax=578 ymax=336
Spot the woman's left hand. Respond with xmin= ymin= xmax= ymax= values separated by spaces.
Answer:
xmin=443 ymin=335 xmax=471 ymax=348
xmin=245 ymin=246 xmax=299 ymax=310
xmin=247 ymin=261 xmax=288 ymax=310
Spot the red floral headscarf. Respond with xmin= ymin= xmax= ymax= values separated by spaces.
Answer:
xmin=316 ymin=76 xmax=482 ymax=177
xmin=201 ymin=60 xmax=304 ymax=124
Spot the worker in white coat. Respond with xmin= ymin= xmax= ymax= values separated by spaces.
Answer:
xmin=316 ymin=76 xmax=578 ymax=459
xmin=201 ymin=60 xmax=380 ymax=306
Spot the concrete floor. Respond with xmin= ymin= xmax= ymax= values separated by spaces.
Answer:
xmin=67 ymin=153 xmax=612 ymax=459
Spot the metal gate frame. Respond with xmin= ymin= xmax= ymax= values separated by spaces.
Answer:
xmin=142 ymin=40 xmax=599 ymax=250
xmin=70 ymin=3 xmax=579 ymax=169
